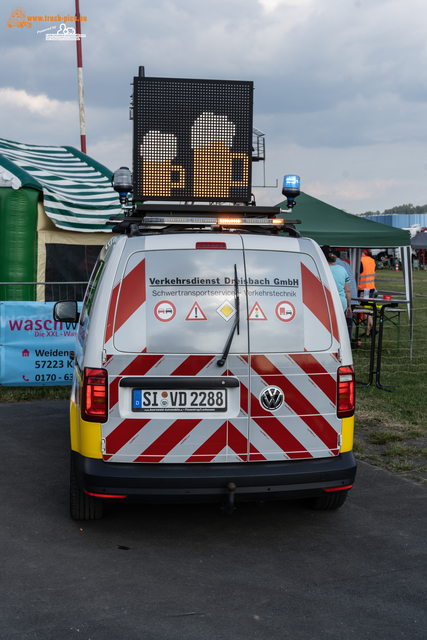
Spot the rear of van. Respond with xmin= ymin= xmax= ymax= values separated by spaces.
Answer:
xmin=69 ymin=232 xmax=356 ymax=519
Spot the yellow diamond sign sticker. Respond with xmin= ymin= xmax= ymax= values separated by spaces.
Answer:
xmin=216 ymin=300 xmax=236 ymax=322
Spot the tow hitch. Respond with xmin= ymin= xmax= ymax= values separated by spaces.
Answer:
xmin=222 ymin=482 xmax=237 ymax=515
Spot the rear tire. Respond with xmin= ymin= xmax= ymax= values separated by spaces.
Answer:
xmin=308 ymin=490 xmax=348 ymax=510
xmin=70 ymin=456 xmax=104 ymax=520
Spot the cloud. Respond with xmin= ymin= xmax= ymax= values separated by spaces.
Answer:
xmin=0 ymin=87 xmax=80 ymax=147
xmin=0 ymin=87 xmax=76 ymax=117
xmin=1 ymin=0 xmax=427 ymax=213
xmin=253 ymin=138 xmax=427 ymax=213
xmin=305 ymin=178 xmax=408 ymax=203
xmin=88 ymin=135 xmax=132 ymax=173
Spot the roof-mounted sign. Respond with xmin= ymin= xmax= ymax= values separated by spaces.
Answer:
xmin=132 ymin=76 xmax=253 ymax=203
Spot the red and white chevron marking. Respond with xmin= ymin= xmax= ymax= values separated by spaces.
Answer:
xmin=99 ymin=249 xmax=341 ymax=463
xmin=300 ymin=258 xmax=340 ymax=352
xmin=246 ymin=354 xmax=340 ymax=460
xmin=105 ymin=253 xmax=147 ymax=353
xmin=102 ymin=351 xmax=339 ymax=463
xmin=103 ymin=354 xmax=249 ymax=463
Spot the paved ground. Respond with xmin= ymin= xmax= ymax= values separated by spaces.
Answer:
xmin=1 ymin=400 xmax=426 ymax=640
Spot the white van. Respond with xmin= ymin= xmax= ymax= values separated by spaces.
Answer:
xmin=55 ymin=213 xmax=356 ymax=519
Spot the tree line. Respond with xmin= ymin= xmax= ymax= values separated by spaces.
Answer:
xmin=361 ymin=203 xmax=427 ymax=217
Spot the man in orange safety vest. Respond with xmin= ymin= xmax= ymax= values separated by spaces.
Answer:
xmin=358 ymin=250 xmax=376 ymax=337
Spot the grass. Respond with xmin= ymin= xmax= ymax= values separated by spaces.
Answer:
xmin=0 ymin=385 xmax=70 ymax=402
xmin=353 ymin=267 xmax=427 ymax=481
xmin=381 ymin=443 xmax=418 ymax=457
xmin=367 ymin=431 xmax=405 ymax=445
xmin=353 ymin=270 xmax=427 ymax=420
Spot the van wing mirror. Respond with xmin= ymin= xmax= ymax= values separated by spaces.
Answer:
xmin=53 ymin=300 xmax=79 ymax=323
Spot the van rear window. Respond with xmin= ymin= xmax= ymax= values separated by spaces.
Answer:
xmin=112 ymin=249 xmax=334 ymax=354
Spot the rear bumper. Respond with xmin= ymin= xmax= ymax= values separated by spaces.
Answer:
xmin=73 ymin=450 xmax=357 ymax=504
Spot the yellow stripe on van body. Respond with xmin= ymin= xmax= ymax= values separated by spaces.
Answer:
xmin=340 ymin=416 xmax=354 ymax=453
xmin=70 ymin=399 xmax=103 ymax=459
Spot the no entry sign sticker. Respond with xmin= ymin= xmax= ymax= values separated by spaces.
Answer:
xmin=154 ymin=300 xmax=176 ymax=322
xmin=275 ymin=301 xmax=296 ymax=322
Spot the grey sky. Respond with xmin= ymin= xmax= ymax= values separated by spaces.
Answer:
xmin=2 ymin=0 xmax=426 ymax=213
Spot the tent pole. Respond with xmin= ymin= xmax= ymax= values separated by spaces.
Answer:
xmin=349 ymin=248 xmax=362 ymax=286
xmin=400 ymin=247 xmax=414 ymax=360
xmin=401 ymin=246 xmax=413 ymax=360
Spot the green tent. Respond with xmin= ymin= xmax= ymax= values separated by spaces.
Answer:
xmin=0 ymin=138 xmax=121 ymax=232
xmin=0 ymin=138 xmax=121 ymax=302
xmin=277 ymin=191 xmax=414 ymax=358
xmin=277 ymin=192 xmax=410 ymax=248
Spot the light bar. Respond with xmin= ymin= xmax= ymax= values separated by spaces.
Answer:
xmin=143 ymin=216 xmax=284 ymax=227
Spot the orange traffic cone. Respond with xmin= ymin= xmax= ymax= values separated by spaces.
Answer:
xmin=395 ymin=260 xmax=399 ymax=271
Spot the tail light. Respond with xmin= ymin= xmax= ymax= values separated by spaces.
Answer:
xmin=324 ymin=484 xmax=353 ymax=493
xmin=337 ymin=365 xmax=355 ymax=418
xmin=196 ymin=242 xmax=226 ymax=249
xmin=85 ymin=491 xmax=126 ymax=499
xmin=82 ymin=368 xmax=108 ymax=422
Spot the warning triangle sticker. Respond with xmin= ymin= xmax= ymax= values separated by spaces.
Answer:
xmin=248 ymin=302 xmax=268 ymax=321
xmin=185 ymin=301 xmax=208 ymax=321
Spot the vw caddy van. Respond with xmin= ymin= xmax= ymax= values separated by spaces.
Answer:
xmin=55 ymin=210 xmax=356 ymax=520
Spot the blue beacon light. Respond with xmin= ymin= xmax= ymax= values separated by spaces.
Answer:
xmin=282 ymin=174 xmax=300 ymax=209
xmin=112 ymin=166 xmax=133 ymax=206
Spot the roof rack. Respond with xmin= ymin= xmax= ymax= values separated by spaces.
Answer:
xmin=134 ymin=203 xmax=281 ymax=217
xmin=108 ymin=203 xmax=301 ymax=237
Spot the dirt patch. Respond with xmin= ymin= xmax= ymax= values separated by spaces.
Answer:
xmin=354 ymin=406 xmax=427 ymax=484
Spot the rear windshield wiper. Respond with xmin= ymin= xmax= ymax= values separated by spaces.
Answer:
xmin=217 ymin=264 xmax=240 ymax=367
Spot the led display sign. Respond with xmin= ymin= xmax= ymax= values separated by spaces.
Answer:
xmin=132 ymin=76 xmax=253 ymax=203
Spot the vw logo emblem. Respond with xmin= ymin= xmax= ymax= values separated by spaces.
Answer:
xmin=259 ymin=386 xmax=284 ymax=411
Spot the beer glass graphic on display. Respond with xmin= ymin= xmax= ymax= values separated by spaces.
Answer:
xmin=140 ymin=131 xmax=185 ymax=197
xmin=191 ymin=113 xmax=249 ymax=199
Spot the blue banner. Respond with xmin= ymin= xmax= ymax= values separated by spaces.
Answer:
xmin=0 ymin=302 xmax=78 ymax=386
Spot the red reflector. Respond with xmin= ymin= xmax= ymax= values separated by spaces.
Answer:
xmin=82 ymin=367 xmax=108 ymax=423
xmin=324 ymin=484 xmax=353 ymax=493
xmin=337 ymin=365 xmax=355 ymax=418
xmin=84 ymin=491 xmax=126 ymax=499
xmin=195 ymin=242 xmax=227 ymax=249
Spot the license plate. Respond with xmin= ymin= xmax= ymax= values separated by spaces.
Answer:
xmin=132 ymin=389 xmax=227 ymax=412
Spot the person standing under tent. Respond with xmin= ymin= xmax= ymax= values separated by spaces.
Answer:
xmin=322 ymin=246 xmax=352 ymax=320
xmin=333 ymin=249 xmax=358 ymax=344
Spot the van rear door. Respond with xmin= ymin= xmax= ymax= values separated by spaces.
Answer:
xmin=242 ymin=236 xmax=341 ymax=462
xmin=104 ymin=234 xmax=252 ymax=463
